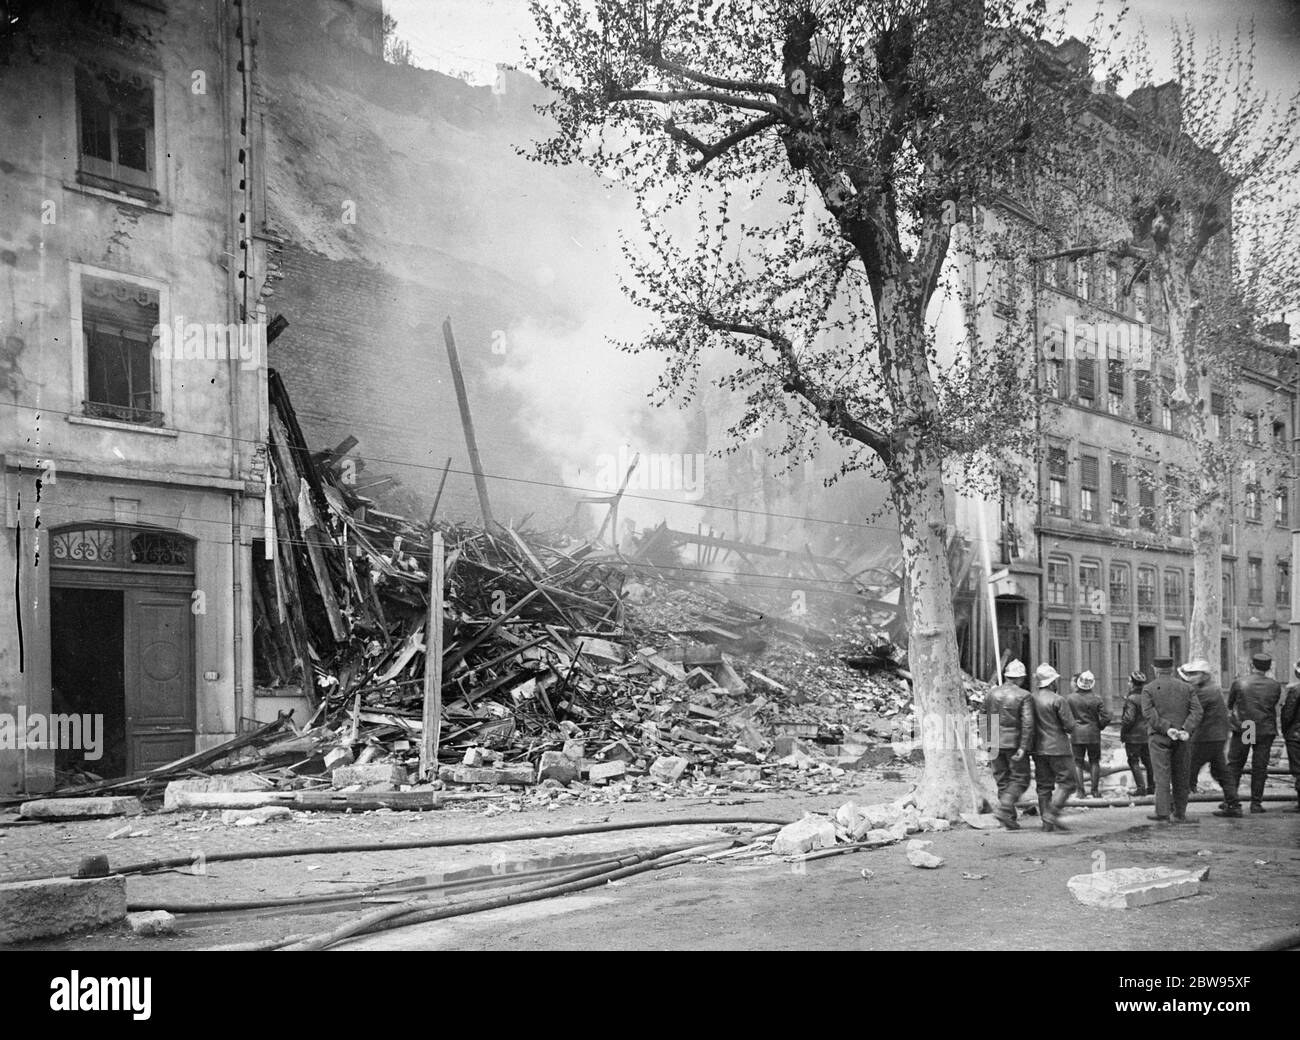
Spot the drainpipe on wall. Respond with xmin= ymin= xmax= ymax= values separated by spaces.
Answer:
xmin=228 ymin=0 xmax=258 ymax=731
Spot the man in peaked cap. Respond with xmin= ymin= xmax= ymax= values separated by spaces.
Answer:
xmin=1141 ymin=655 xmax=1202 ymax=823
xmin=1224 ymin=652 xmax=1284 ymax=814
xmin=1030 ymin=663 xmax=1077 ymax=831
xmin=1067 ymin=669 xmax=1111 ymax=798
xmin=1181 ymin=659 xmax=1232 ymax=815
xmin=1121 ymin=671 xmax=1152 ymax=796
xmin=982 ymin=659 xmax=1035 ymax=829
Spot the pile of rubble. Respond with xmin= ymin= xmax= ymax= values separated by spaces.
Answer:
xmin=46 ymin=374 xmax=982 ymax=809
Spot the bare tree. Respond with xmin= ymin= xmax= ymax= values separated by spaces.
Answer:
xmin=522 ymin=0 xmax=1122 ymax=816
xmin=1031 ymin=24 xmax=1300 ymax=667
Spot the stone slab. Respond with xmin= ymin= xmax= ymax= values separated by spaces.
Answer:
xmin=0 ymin=875 xmax=127 ymax=943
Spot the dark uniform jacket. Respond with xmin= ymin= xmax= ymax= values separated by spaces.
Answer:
xmin=1066 ymin=691 xmax=1111 ymax=743
xmin=1141 ymin=674 xmax=1203 ymax=736
xmin=1227 ymin=673 xmax=1283 ymax=738
xmin=1031 ymin=688 xmax=1076 ymax=757
xmin=1191 ymin=683 xmax=1230 ymax=743
xmin=1120 ymin=691 xmax=1148 ymax=743
xmin=1281 ymin=682 xmax=1300 ymax=738
xmin=983 ymin=682 xmax=1035 ymax=752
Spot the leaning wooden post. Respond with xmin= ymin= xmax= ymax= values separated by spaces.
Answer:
xmin=442 ymin=317 xmax=498 ymax=532
xmin=421 ymin=531 xmax=445 ymax=780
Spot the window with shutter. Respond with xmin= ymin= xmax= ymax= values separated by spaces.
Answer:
xmin=1048 ymin=447 xmax=1069 ymax=517
xmin=1110 ymin=459 xmax=1129 ymax=526
xmin=1165 ymin=474 xmax=1184 ymax=535
xmin=1134 ymin=371 xmax=1152 ymax=424
xmin=1077 ymin=357 xmax=1096 ymax=405
xmin=1106 ymin=361 xmax=1125 ymax=415
xmin=1138 ymin=468 xmax=1156 ymax=530
xmin=1080 ymin=454 xmax=1099 ymax=521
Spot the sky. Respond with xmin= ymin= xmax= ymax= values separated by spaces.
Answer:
xmin=384 ymin=0 xmax=1300 ymax=97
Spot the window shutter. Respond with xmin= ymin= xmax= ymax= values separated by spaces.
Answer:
xmin=1080 ymin=455 xmax=1099 ymax=489
xmin=1110 ymin=460 xmax=1128 ymax=499
xmin=1134 ymin=372 xmax=1152 ymax=422
xmin=1077 ymin=358 xmax=1096 ymax=401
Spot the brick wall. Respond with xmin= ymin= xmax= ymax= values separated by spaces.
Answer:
xmin=267 ymin=242 xmax=572 ymax=524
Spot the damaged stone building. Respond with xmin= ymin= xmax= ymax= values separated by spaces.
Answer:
xmin=0 ymin=0 xmax=269 ymax=794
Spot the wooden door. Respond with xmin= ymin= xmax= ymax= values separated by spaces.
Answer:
xmin=124 ymin=590 xmax=195 ymax=773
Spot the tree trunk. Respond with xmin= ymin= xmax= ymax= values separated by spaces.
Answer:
xmin=1161 ymin=250 xmax=1223 ymax=666
xmin=893 ymin=456 xmax=989 ymax=818
xmin=1188 ymin=498 xmax=1226 ymax=665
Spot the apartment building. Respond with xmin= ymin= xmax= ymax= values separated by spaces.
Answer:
xmin=0 ymin=0 xmax=268 ymax=794
xmin=957 ymin=40 xmax=1297 ymax=708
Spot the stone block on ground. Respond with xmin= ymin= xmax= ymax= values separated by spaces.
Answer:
xmin=0 ymin=875 xmax=127 ymax=942
xmin=537 ymin=751 xmax=579 ymax=785
xmin=438 ymin=763 xmax=535 ymax=786
xmin=649 ymin=755 xmax=688 ymax=782
xmin=162 ymin=776 xmax=265 ymax=810
xmin=20 ymin=796 xmax=144 ymax=820
xmin=961 ymin=812 xmax=1001 ymax=831
xmin=221 ymin=806 xmax=292 ymax=826
xmin=126 ymin=910 xmax=177 ymax=937
xmin=1067 ymin=866 xmax=1208 ymax=909
xmin=772 ymin=815 xmax=838 ymax=856
xmin=331 ymin=762 xmax=407 ymax=789
xmin=587 ymin=761 xmax=627 ymax=784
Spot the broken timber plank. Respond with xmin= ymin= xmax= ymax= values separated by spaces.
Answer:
xmin=421 ymin=531 xmax=445 ymax=780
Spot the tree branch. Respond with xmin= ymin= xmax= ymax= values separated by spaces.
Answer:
xmin=1028 ymin=238 xmax=1151 ymax=263
xmin=700 ymin=313 xmax=893 ymax=462
xmin=665 ymin=113 xmax=781 ymax=170
xmin=608 ymin=86 xmax=789 ymax=119
xmin=648 ymin=53 xmax=785 ymax=100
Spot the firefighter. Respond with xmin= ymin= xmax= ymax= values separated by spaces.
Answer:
xmin=1121 ymin=671 xmax=1152 ymax=796
xmin=1224 ymin=653 xmax=1284 ymax=814
xmin=1282 ymin=664 xmax=1300 ymax=812
xmin=1067 ymin=669 xmax=1110 ymax=798
xmin=1030 ymin=663 xmax=1077 ymax=832
xmin=982 ymin=659 xmax=1035 ymax=829
xmin=1180 ymin=659 xmax=1231 ymax=813
xmin=1141 ymin=656 xmax=1202 ymax=823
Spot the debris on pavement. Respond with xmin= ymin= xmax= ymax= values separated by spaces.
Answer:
xmin=1067 ymin=866 xmax=1209 ymax=909
xmin=906 ymin=839 xmax=945 ymax=869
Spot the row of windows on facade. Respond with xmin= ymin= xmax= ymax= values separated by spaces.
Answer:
xmin=1046 ymin=446 xmax=1289 ymax=530
xmin=1046 ymin=556 xmax=1290 ymax=615
xmin=1000 ymin=253 xmax=1168 ymax=325
xmin=1044 ymin=619 xmax=1272 ymax=698
xmin=1044 ymin=619 xmax=1195 ymax=698
xmin=1042 ymin=358 xmax=1286 ymax=448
